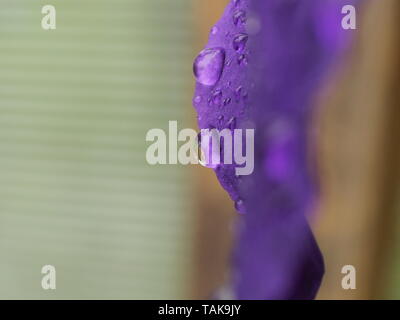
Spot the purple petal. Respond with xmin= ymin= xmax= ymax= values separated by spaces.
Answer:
xmin=192 ymin=0 xmax=359 ymax=299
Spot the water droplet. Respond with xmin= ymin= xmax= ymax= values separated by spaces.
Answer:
xmin=233 ymin=34 xmax=248 ymax=52
xmin=235 ymin=87 xmax=242 ymax=99
xmin=223 ymin=97 xmax=232 ymax=106
xmin=227 ymin=117 xmax=236 ymax=130
xmin=211 ymin=26 xmax=218 ymax=35
xmin=235 ymin=86 xmax=248 ymax=102
xmin=237 ymin=54 xmax=248 ymax=66
xmin=194 ymin=96 xmax=202 ymax=104
xmin=217 ymin=115 xmax=224 ymax=124
xmin=233 ymin=10 xmax=246 ymax=26
xmin=211 ymin=90 xmax=223 ymax=107
xmin=198 ymin=129 xmax=221 ymax=169
xmin=235 ymin=199 xmax=246 ymax=214
xmin=193 ymin=48 xmax=225 ymax=86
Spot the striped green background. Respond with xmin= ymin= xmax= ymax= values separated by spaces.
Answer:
xmin=0 ymin=0 xmax=194 ymax=299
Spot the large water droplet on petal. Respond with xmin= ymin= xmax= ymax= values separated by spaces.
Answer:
xmin=193 ymin=48 xmax=225 ymax=86
xmin=233 ymin=33 xmax=248 ymax=52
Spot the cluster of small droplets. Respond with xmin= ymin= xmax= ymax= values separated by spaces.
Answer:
xmin=212 ymin=3 xmax=247 ymax=134
xmin=193 ymin=11 xmax=247 ymax=150
xmin=192 ymin=0 xmax=252 ymax=214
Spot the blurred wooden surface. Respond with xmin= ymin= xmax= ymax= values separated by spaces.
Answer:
xmin=315 ymin=0 xmax=400 ymax=299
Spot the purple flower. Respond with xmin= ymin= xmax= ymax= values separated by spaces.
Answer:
xmin=193 ymin=0 xmax=359 ymax=299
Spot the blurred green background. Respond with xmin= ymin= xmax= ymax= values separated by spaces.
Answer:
xmin=0 ymin=0 xmax=193 ymax=299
